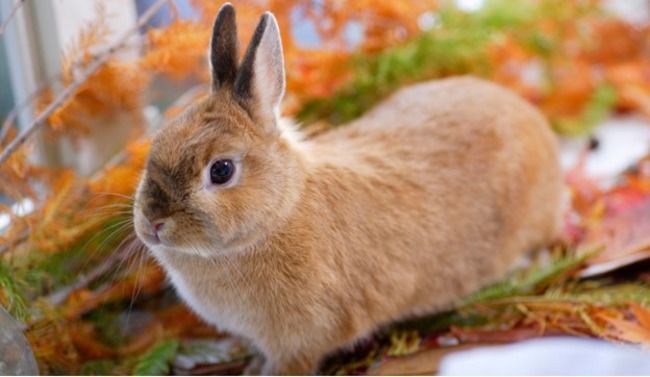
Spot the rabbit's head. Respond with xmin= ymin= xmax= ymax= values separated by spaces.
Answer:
xmin=134 ymin=4 xmax=302 ymax=256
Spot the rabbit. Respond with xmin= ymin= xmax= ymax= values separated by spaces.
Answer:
xmin=132 ymin=3 xmax=563 ymax=375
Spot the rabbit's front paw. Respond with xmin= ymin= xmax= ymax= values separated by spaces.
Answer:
xmin=243 ymin=354 xmax=265 ymax=375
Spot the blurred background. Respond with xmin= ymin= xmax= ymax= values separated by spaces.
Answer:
xmin=1 ymin=0 xmax=650 ymax=375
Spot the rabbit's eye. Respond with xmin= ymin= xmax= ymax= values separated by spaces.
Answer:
xmin=210 ymin=159 xmax=235 ymax=184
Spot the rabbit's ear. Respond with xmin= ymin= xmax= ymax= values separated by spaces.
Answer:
xmin=234 ymin=12 xmax=286 ymax=129
xmin=210 ymin=3 xmax=238 ymax=91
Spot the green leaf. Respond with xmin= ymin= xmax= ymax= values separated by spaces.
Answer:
xmin=80 ymin=359 xmax=116 ymax=375
xmin=133 ymin=339 xmax=180 ymax=376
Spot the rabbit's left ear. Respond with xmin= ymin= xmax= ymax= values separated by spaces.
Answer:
xmin=234 ymin=12 xmax=286 ymax=129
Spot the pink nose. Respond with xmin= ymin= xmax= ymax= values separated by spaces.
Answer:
xmin=152 ymin=221 xmax=164 ymax=234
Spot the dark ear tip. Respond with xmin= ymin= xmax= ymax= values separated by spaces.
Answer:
xmin=260 ymin=12 xmax=280 ymax=31
xmin=216 ymin=2 xmax=236 ymax=19
xmin=260 ymin=12 xmax=274 ymax=24
xmin=212 ymin=2 xmax=236 ymax=35
xmin=211 ymin=1 xmax=239 ymax=90
xmin=220 ymin=2 xmax=235 ymax=12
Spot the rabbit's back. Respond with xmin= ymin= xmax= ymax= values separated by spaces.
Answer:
xmin=303 ymin=76 xmax=562 ymax=320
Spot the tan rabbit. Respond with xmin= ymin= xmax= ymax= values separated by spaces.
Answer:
xmin=133 ymin=3 xmax=562 ymax=375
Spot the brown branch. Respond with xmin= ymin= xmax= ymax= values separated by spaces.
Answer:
xmin=0 ymin=0 xmax=169 ymax=165
xmin=0 ymin=0 xmax=25 ymax=36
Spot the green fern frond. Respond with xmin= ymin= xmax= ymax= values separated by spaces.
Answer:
xmin=572 ymin=283 xmax=650 ymax=306
xmin=133 ymin=339 xmax=179 ymax=376
xmin=464 ymin=253 xmax=589 ymax=305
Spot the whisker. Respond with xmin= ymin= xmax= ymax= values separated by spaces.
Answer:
xmin=88 ymin=203 xmax=134 ymax=212
xmin=92 ymin=192 xmax=134 ymax=201
xmin=125 ymin=245 xmax=149 ymax=329
xmin=114 ymin=234 xmax=142 ymax=276
xmin=76 ymin=221 xmax=136 ymax=273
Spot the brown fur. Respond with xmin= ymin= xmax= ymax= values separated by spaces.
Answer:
xmin=133 ymin=6 xmax=562 ymax=375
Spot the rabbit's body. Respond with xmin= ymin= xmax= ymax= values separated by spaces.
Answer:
xmin=150 ymin=77 xmax=561 ymax=374
xmin=134 ymin=5 xmax=562 ymax=374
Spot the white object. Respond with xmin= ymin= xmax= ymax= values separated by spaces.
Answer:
xmin=439 ymin=337 xmax=650 ymax=375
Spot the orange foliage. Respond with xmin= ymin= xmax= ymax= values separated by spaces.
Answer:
xmin=0 ymin=129 xmax=43 ymax=198
xmin=541 ymin=60 xmax=596 ymax=120
xmin=303 ymin=0 xmax=436 ymax=53
xmin=47 ymin=62 xmax=148 ymax=137
xmin=599 ymin=304 xmax=650 ymax=345
xmin=3 ymin=1 xmax=650 ymax=373
xmin=43 ymin=2 xmax=147 ymax=138
xmin=63 ymin=263 xmax=165 ymax=320
xmin=88 ymin=139 xmax=150 ymax=196
xmin=140 ymin=20 xmax=211 ymax=81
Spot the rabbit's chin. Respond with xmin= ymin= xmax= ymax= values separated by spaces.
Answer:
xmin=148 ymin=231 xmax=267 ymax=259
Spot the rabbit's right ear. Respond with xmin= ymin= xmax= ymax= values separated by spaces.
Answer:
xmin=234 ymin=12 xmax=286 ymax=130
xmin=210 ymin=3 xmax=238 ymax=91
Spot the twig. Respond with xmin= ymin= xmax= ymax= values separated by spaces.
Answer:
xmin=0 ymin=81 xmax=52 ymax=143
xmin=46 ymin=244 xmax=134 ymax=306
xmin=0 ymin=0 xmax=169 ymax=165
xmin=0 ymin=0 xmax=25 ymax=36
xmin=0 ymin=231 xmax=28 ymax=255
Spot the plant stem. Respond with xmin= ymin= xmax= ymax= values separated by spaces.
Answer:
xmin=0 ymin=0 xmax=25 ymax=36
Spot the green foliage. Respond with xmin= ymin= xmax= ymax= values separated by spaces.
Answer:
xmin=0 ymin=258 xmax=28 ymax=320
xmin=570 ymin=283 xmax=650 ymax=306
xmin=85 ymin=307 xmax=128 ymax=348
xmin=79 ymin=359 xmax=116 ymax=375
xmin=297 ymin=2 xmax=497 ymax=125
xmin=394 ymin=309 xmax=488 ymax=333
xmin=464 ymin=253 xmax=589 ymax=305
xmin=296 ymin=0 xmax=603 ymax=129
xmin=133 ymin=339 xmax=179 ymax=376
xmin=17 ymin=215 xmax=132 ymax=299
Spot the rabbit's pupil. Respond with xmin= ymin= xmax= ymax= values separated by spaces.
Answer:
xmin=210 ymin=159 xmax=234 ymax=184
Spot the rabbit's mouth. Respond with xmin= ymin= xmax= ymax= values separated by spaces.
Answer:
xmin=133 ymin=216 xmax=165 ymax=248
xmin=138 ymin=230 xmax=161 ymax=246
xmin=132 ymin=207 xmax=181 ymax=249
